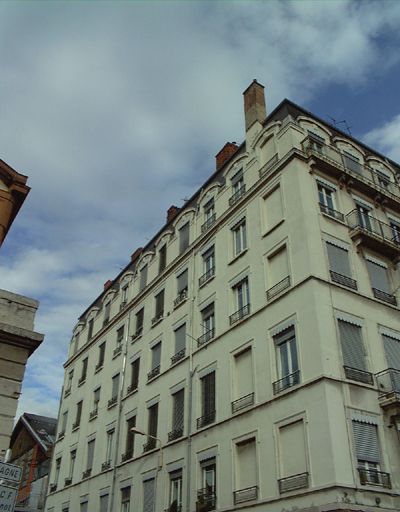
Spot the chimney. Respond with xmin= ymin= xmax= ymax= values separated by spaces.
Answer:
xmin=103 ymin=279 xmax=113 ymax=291
xmin=167 ymin=205 xmax=180 ymax=223
xmin=130 ymin=247 xmax=143 ymax=262
xmin=215 ymin=142 xmax=239 ymax=171
xmin=243 ymin=79 xmax=266 ymax=131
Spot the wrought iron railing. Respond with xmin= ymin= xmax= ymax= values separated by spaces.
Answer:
xmin=49 ymin=483 xmax=57 ymax=493
xmin=233 ymin=486 xmax=258 ymax=504
xmin=197 ymin=328 xmax=215 ymax=347
xmin=89 ymin=408 xmax=98 ymax=420
xmin=375 ymin=368 xmax=400 ymax=396
xmin=197 ymin=410 xmax=216 ymax=429
xmin=196 ymin=488 xmax=216 ymax=512
xmin=131 ymin=328 xmax=143 ymax=341
xmin=72 ymin=421 xmax=80 ymax=431
xmin=113 ymin=345 xmax=122 ymax=358
xmin=372 ymin=288 xmax=397 ymax=306
xmin=229 ymin=304 xmax=250 ymax=325
xmin=127 ymin=383 xmax=138 ymax=394
xmin=168 ymin=427 xmax=184 ymax=442
xmin=78 ymin=376 xmax=86 ymax=386
xmin=103 ymin=317 xmax=110 ymax=327
xmin=319 ymin=202 xmax=345 ymax=222
xmin=95 ymin=362 xmax=103 ymax=373
xmin=344 ymin=366 xmax=374 ymax=384
xmin=231 ymin=392 xmax=254 ymax=413
xmin=120 ymin=300 xmax=127 ymax=310
xmin=171 ymin=348 xmax=186 ymax=365
xmin=229 ymin=185 xmax=246 ymax=206
xmin=278 ymin=472 xmax=309 ymax=493
xmin=121 ymin=451 xmax=133 ymax=463
xmin=346 ymin=209 xmax=400 ymax=246
xmin=174 ymin=289 xmax=188 ymax=308
xmin=64 ymin=387 xmax=71 ymax=398
xmin=259 ymin=154 xmax=279 ymax=177
xmin=64 ymin=477 xmax=72 ymax=486
xmin=57 ymin=430 xmax=65 ymax=441
xmin=143 ymin=438 xmax=157 ymax=452
xmin=108 ymin=395 xmax=118 ymax=408
xmin=101 ymin=460 xmax=111 ymax=471
xmin=266 ymin=276 xmax=291 ymax=300
xmin=358 ymin=468 xmax=391 ymax=488
xmin=151 ymin=313 xmax=164 ymax=326
xmin=147 ymin=365 xmax=160 ymax=381
xmin=201 ymin=213 xmax=217 ymax=233
xmin=330 ymin=270 xmax=358 ymax=290
xmin=82 ymin=469 xmax=91 ymax=479
xmin=199 ymin=267 xmax=215 ymax=287
xmin=272 ymin=370 xmax=300 ymax=394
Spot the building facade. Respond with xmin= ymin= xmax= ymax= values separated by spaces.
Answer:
xmin=45 ymin=81 xmax=400 ymax=512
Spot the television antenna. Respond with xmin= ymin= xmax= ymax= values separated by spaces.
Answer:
xmin=328 ymin=115 xmax=353 ymax=136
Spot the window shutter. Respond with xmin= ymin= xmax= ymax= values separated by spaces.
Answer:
xmin=236 ymin=438 xmax=257 ymax=489
xmin=326 ymin=243 xmax=351 ymax=277
xmin=172 ymin=389 xmax=185 ymax=430
xmin=152 ymin=343 xmax=161 ymax=368
xmin=148 ymin=403 xmax=158 ymax=437
xmin=338 ymin=320 xmax=366 ymax=371
xmin=202 ymin=372 xmax=215 ymax=416
xmin=87 ymin=440 xmax=95 ymax=469
xmin=366 ymin=260 xmax=390 ymax=293
xmin=382 ymin=334 xmax=400 ymax=370
xmin=112 ymin=374 xmax=120 ymax=397
xmin=99 ymin=495 xmax=109 ymax=512
xmin=174 ymin=324 xmax=186 ymax=353
xmin=131 ymin=358 xmax=140 ymax=388
xmin=234 ymin=349 xmax=253 ymax=398
xmin=264 ymin=187 xmax=283 ymax=228
xmin=268 ymin=246 xmax=289 ymax=285
xmin=143 ymin=479 xmax=155 ymax=512
xmin=121 ymin=486 xmax=131 ymax=503
xmin=279 ymin=420 xmax=307 ymax=476
xmin=179 ymin=223 xmax=189 ymax=253
xmin=352 ymin=421 xmax=380 ymax=463
xmin=177 ymin=270 xmax=188 ymax=293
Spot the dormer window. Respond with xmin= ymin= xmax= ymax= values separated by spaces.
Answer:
xmin=229 ymin=170 xmax=246 ymax=206
xmin=159 ymin=244 xmax=167 ymax=274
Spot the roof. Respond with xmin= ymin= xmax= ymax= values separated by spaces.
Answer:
xmin=10 ymin=412 xmax=57 ymax=453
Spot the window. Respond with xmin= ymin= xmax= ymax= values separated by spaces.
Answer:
xmin=124 ymin=416 xmax=136 ymax=460
xmin=144 ymin=403 xmax=158 ymax=451
xmin=86 ymin=439 xmax=95 ymax=471
xmin=73 ymin=333 xmax=79 ymax=354
xmin=234 ymin=439 xmax=257 ymax=503
xmin=199 ymin=304 xmax=215 ymax=346
xmin=80 ymin=501 xmax=88 ymax=512
xmin=232 ymin=348 xmax=254 ymax=412
xmin=382 ymin=333 xmax=400 ymax=372
xmin=65 ymin=370 xmax=73 ymax=394
xmin=99 ymin=494 xmax=109 ymax=512
xmin=139 ymin=265 xmax=148 ymax=292
xmin=326 ymin=242 xmax=356 ymax=289
xmin=375 ymin=169 xmax=391 ymax=189
xmin=169 ymin=389 xmax=184 ymax=440
xmin=159 ymin=244 xmax=167 ymax=273
xmin=179 ymin=223 xmax=190 ymax=254
xmin=266 ymin=246 xmax=290 ymax=299
xmin=104 ymin=302 xmax=111 ymax=326
xmin=149 ymin=343 xmax=161 ymax=379
xmin=129 ymin=358 xmax=140 ymax=393
xmin=80 ymin=358 xmax=88 ymax=383
xmin=352 ymin=420 xmax=388 ymax=487
xmin=54 ymin=457 xmax=61 ymax=484
xmin=172 ymin=324 xmax=186 ymax=363
xmin=273 ymin=327 xmax=299 ymax=394
xmin=176 ymin=270 xmax=188 ymax=302
xmin=198 ymin=372 xmax=215 ymax=428
xmin=338 ymin=320 xmax=372 ymax=384
xmin=143 ymin=478 xmax=155 ymax=512
xmin=60 ymin=411 xmax=68 ymax=435
xmin=230 ymin=169 xmax=245 ymax=205
xmin=105 ymin=429 xmax=115 ymax=464
xmin=88 ymin=318 xmax=94 ymax=341
xmin=116 ymin=326 xmax=124 ymax=348
xmin=343 ymin=150 xmax=363 ymax=174
xmin=202 ymin=199 xmax=216 ymax=232
xmin=366 ymin=258 xmax=392 ymax=299
xmin=390 ymin=219 xmax=400 ymax=243
xmin=263 ymin=186 xmax=283 ymax=230
xmin=92 ymin=387 xmax=100 ymax=416
xmin=169 ymin=470 xmax=183 ymax=511
xmin=97 ymin=342 xmax=106 ymax=369
xmin=356 ymin=203 xmax=372 ymax=231
xmin=231 ymin=279 xmax=250 ymax=324
xmin=135 ymin=308 xmax=144 ymax=337
xmin=278 ymin=420 xmax=308 ymax=492
xmin=111 ymin=374 xmax=120 ymax=401
xmin=121 ymin=487 xmax=131 ymax=512
xmin=318 ymin=182 xmax=342 ymax=220
xmin=200 ymin=246 xmax=215 ymax=286
xmin=153 ymin=290 xmax=164 ymax=322
xmin=73 ymin=401 xmax=83 ymax=429
xmin=68 ymin=450 xmax=76 ymax=480
xmin=198 ymin=459 xmax=216 ymax=510
xmin=232 ymin=218 xmax=247 ymax=256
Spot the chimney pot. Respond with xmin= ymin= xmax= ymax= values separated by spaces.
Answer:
xmin=243 ymin=79 xmax=266 ymax=131
xmin=167 ymin=205 xmax=180 ymax=223
xmin=103 ymin=280 xmax=113 ymax=291
xmin=215 ymin=142 xmax=239 ymax=171
xmin=130 ymin=247 xmax=143 ymax=262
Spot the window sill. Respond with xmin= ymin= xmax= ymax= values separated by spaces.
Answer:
xmin=320 ymin=211 xmax=346 ymax=226
xmin=78 ymin=378 xmax=86 ymax=387
xmin=94 ymin=364 xmax=103 ymax=374
xmin=262 ymin=218 xmax=285 ymax=238
xmin=228 ymin=248 xmax=248 ymax=266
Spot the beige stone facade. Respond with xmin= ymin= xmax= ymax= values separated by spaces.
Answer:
xmin=45 ymin=81 xmax=400 ymax=512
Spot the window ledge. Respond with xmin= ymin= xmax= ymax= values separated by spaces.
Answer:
xmin=320 ymin=211 xmax=346 ymax=226
xmin=228 ymin=248 xmax=248 ymax=266
xmin=94 ymin=364 xmax=103 ymax=374
xmin=262 ymin=218 xmax=285 ymax=238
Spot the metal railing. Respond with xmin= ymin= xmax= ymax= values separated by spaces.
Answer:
xmin=78 ymin=376 xmax=86 ymax=386
xmin=89 ymin=408 xmax=98 ymax=420
xmin=108 ymin=395 xmax=118 ymax=408
xmin=196 ymin=488 xmax=216 ymax=512
xmin=120 ymin=300 xmax=127 ymax=311
xmin=233 ymin=486 xmax=258 ymax=504
xmin=330 ymin=270 xmax=358 ymax=290
xmin=101 ymin=460 xmax=111 ymax=471
xmin=344 ymin=366 xmax=374 ymax=385
xmin=375 ymin=368 xmax=400 ymax=396
xmin=95 ymin=362 xmax=103 ymax=373
xmin=127 ymin=383 xmax=138 ymax=394
xmin=231 ymin=392 xmax=254 ymax=413
xmin=151 ymin=313 xmax=164 ymax=326
xmin=57 ymin=431 xmax=65 ymax=441
xmin=229 ymin=304 xmax=250 ymax=325
xmin=147 ymin=365 xmax=160 ymax=381
xmin=131 ymin=328 xmax=143 ymax=341
xmin=372 ymin=288 xmax=397 ymax=306
xmin=82 ymin=469 xmax=91 ymax=479
xmin=229 ymin=185 xmax=246 ymax=206
xmin=273 ymin=370 xmax=300 ymax=394
xmin=72 ymin=421 xmax=80 ymax=431
xmin=199 ymin=267 xmax=215 ymax=287
xmin=174 ymin=289 xmax=188 ymax=308
xmin=168 ymin=427 xmax=184 ymax=442
xmin=121 ymin=451 xmax=133 ymax=463
xmin=64 ymin=387 xmax=71 ymax=398
xmin=49 ymin=483 xmax=57 ymax=493
xmin=266 ymin=276 xmax=291 ymax=300
xmin=319 ymin=202 xmax=344 ymax=222
xmin=171 ymin=348 xmax=186 ymax=365
xmin=143 ymin=438 xmax=157 ymax=452
xmin=64 ymin=477 xmax=72 ymax=487
xmin=358 ymin=468 xmax=391 ymax=488
xmin=278 ymin=472 xmax=309 ymax=493
xmin=197 ymin=410 xmax=216 ymax=429
xmin=201 ymin=213 xmax=217 ymax=233
xmin=113 ymin=345 xmax=122 ymax=358
xmin=197 ymin=328 xmax=215 ymax=347
xmin=259 ymin=154 xmax=279 ymax=178
xmin=346 ymin=209 xmax=400 ymax=246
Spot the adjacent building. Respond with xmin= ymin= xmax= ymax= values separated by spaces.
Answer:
xmin=45 ymin=81 xmax=400 ymax=512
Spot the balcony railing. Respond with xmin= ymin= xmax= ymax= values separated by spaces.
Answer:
xmin=103 ymin=317 xmax=110 ymax=327
xmin=49 ymin=483 xmax=57 ymax=493
xmin=372 ymin=288 xmax=397 ymax=306
xmin=319 ymin=202 xmax=344 ymax=222
xmin=197 ymin=410 xmax=216 ymax=429
xmin=72 ymin=421 xmax=80 ymax=431
xmin=358 ymin=468 xmax=391 ymax=488
xmin=143 ymin=438 xmax=157 ymax=452
xmin=229 ymin=185 xmax=246 ymax=206
xmin=174 ymin=289 xmax=188 ymax=308
xmin=101 ymin=460 xmax=111 ymax=471
xmin=64 ymin=387 xmax=71 ymax=398
xmin=95 ymin=362 xmax=103 ymax=373
xmin=330 ymin=270 xmax=358 ymax=290
xmin=151 ymin=313 xmax=164 ymax=326
xmin=171 ymin=348 xmax=186 ymax=365
xmin=233 ymin=486 xmax=258 ymax=504
xmin=197 ymin=328 xmax=215 ymax=348
xmin=229 ymin=304 xmax=250 ymax=325
xmin=108 ymin=395 xmax=118 ymax=408
xmin=64 ymin=477 xmax=72 ymax=487
xmin=201 ymin=213 xmax=216 ymax=233
xmin=131 ymin=328 xmax=143 ymax=341
xmin=231 ymin=392 xmax=254 ymax=413
xmin=113 ymin=345 xmax=122 ymax=358
xmin=147 ymin=365 xmax=160 ymax=381
xmin=278 ymin=472 xmax=309 ymax=493
xmin=259 ymin=153 xmax=279 ymax=178
xmin=57 ymin=431 xmax=65 ymax=441
xmin=121 ymin=451 xmax=133 ymax=463
xmin=168 ymin=427 xmax=184 ymax=442
xmin=82 ymin=469 xmax=91 ymax=479
xmin=78 ymin=376 xmax=86 ymax=386
xmin=266 ymin=276 xmax=291 ymax=300
xmin=89 ymin=408 xmax=98 ymax=420
xmin=376 ymin=368 xmax=400 ymax=398
xmin=273 ymin=370 xmax=300 ymax=394
xmin=120 ymin=300 xmax=127 ymax=311
xmin=127 ymin=383 xmax=138 ymax=394
xmin=199 ymin=267 xmax=215 ymax=287
xmin=196 ymin=488 xmax=216 ymax=512
xmin=344 ymin=366 xmax=374 ymax=385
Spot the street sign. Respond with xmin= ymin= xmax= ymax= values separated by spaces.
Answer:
xmin=0 ymin=483 xmax=17 ymax=512
xmin=0 ymin=463 xmax=21 ymax=484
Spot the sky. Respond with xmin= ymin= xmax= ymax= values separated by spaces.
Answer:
xmin=1 ymin=0 xmax=400 ymax=419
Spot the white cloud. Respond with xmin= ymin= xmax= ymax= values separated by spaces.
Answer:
xmin=363 ymin=113 xmax=400 ymax=163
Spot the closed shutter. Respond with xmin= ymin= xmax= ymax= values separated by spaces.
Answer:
xmin=236 ymin=438 xmax=257 ymax=489
xmin=234 ymin=349 xmax=253 ymax=398
xmin=121 ymin=486 xmax=131 ymax=503
xmin=172 ymin=389 xmax=185 ymax=430
xmin=202 ymin=372 xmax=215 ymax=416
xmin=352 ymin=421 xmax=380 ymax=463
xmin=268 ymin=246 xmax=289 ymax=285
xmin=87 ymin=439 xmax=95 ymax=469
xmin=326 ymin=243 xmax=351 ymax=277
xmin=112 ymin=374 xmax=120 ymax=397
xmin=143 ymin=479 xmax=155 ymax=512
xmin=338 ymin=320 xmax=366 ymax=371
xmin=126 ymin=417 xmax=136 ymax=456
xmin=177 ymin=270 xmax=188 ymax=293
xmin=99 ymin=494 xmax=109 ymax=512
xmin=80 ymin=502 xmax=88 ymax=512
xmin=343 ymin=151 xmax=362 ymax=174
xmin=179 ymin=223 xmax=190 ymax=253
xmin=155 ymin=290 xmax=164 ymax=316
xmin=148 ymin=403 xmax=158 ymax=437
xmin=152 ymin=343 xmax=161 ymax=369
xmin=131 ymin=358 xmax=140 ymax=388
xmin=174 ymin=324 xmax=186 ymax=353
xmin=366 ymin=260 xmax=390 ymax=293
xmin=382 ymin=334 xmax=400 ymax=370
xmin=264 ymin=187 xmax=283 ymax=228
xmin=279 ymin=420 xmax=307 ymax=476
xmin=140 ymin=265 xmax=148 ymax=291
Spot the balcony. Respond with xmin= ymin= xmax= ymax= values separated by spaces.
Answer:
xmin=329 ymin=270 xmax=358 ymax=290
xmin=278 ymin=472 xmax=309 ymax=493
xmin=120 ymin=300 xmax=127 ymax=311
xmin=197 ymin=410 xmax=216 ymax=429
xmin=302 ymin=134 xmax=400 ymax=209
xmin=103 ymin=317 xmax=110 ymax=328
xmin=147 ymin=365 xmax=160 ymax=381
xmin=319 ymin=202 xmax=344 ymax=222
xmin=358 ymin=468 xmax=391 ymax=488
xmin=196 ymin=488 xmax=216 ymax=512
xmin=168 ymin=427 xmax=184 ymax=442
xmin=72 ymin=421 xmax=80 ymax=431
xmin=346 ymin=209 xmax=400 ymax=261
xmin=101 ymin=460 xmax=111 ymax=471
xmin=64 ymin=477 xmax=72 ymax=487
xmin=174 ymin=289 xmax=188 ymax=309
xmin=121 ymin=451 xmax=133 ymax=463
xmin=199 ymin=267 xmax=215 ymax=287
xmin=143 ymin=438 xmax=157 ymax=452
xmin=49 ymin=483 xmax=57 ymax=493
xmin=266 ymin=276 xmax=291 ymax=300
xmin=57 ymin=431 xmax=65 ymax=441
xmin=82 ymin=469 xmax=91 ymax=479
xmin=197 ymin=329 xmax=215 ymax=348
xmin=259 ymin=153 xmax=279 ymax=178
xmin=113 ymin=345 xmax=122 ymax=358
xmin=171 ymin=348 xmax=186 ymax=365
xmin=233 ymin=486 xmax=258 ymax=504
xmin=64 ymin=387 xmax=71 ymax=398
xmin=108 ymin=395 xmax=118 ymax=408
xmin=372 ymin=288 xmax=397 ymax=306
xmin=344 ymin=366 xmax=374 ymax=385
xmin=273 ymin=370 xmax=300 ymax=394
xmin=127 ymin=383 xmax=138 ymax=394
xmin=231 ymin=392 xmax=255 ymax=413
xmin=229 ymin=304 xmax=250 ymax=325
xmin=89 ymin=408 xmax=98 ymax=421
xmin=201 ymin=213 xmax=216 ymax=234
xmin=131 ymin=328 xmax=143 ymax=342
xmin=151 ymin=313 xmax=163 ymax=327
xmin=376 ymin=368 xmax=400 ymax=409
xmin=229 ymin=185 xmax=246 ymax=206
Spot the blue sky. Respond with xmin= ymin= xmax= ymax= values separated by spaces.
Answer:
xmin=1 ymin=0 xmax=400 ymax=418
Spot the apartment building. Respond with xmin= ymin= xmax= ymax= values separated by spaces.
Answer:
xmin=45 ymin=81 xmax=400 ymax=512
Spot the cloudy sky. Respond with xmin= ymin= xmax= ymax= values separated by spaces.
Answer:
xmin=1 ymin=0 xmax=400 ymax=419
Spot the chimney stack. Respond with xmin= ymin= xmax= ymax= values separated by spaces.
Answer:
xmin=167 ymin=205 xmax=180 ymax=223
xmin=130 ymin=247 xmax=143 ymax=262
xmin=215 ymin=142 xmax=239 ymax=171
xmin=243 ymin=79 xmax=266 ymax=132
xmin=103 ymin=279 xmax=113 ymax=291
